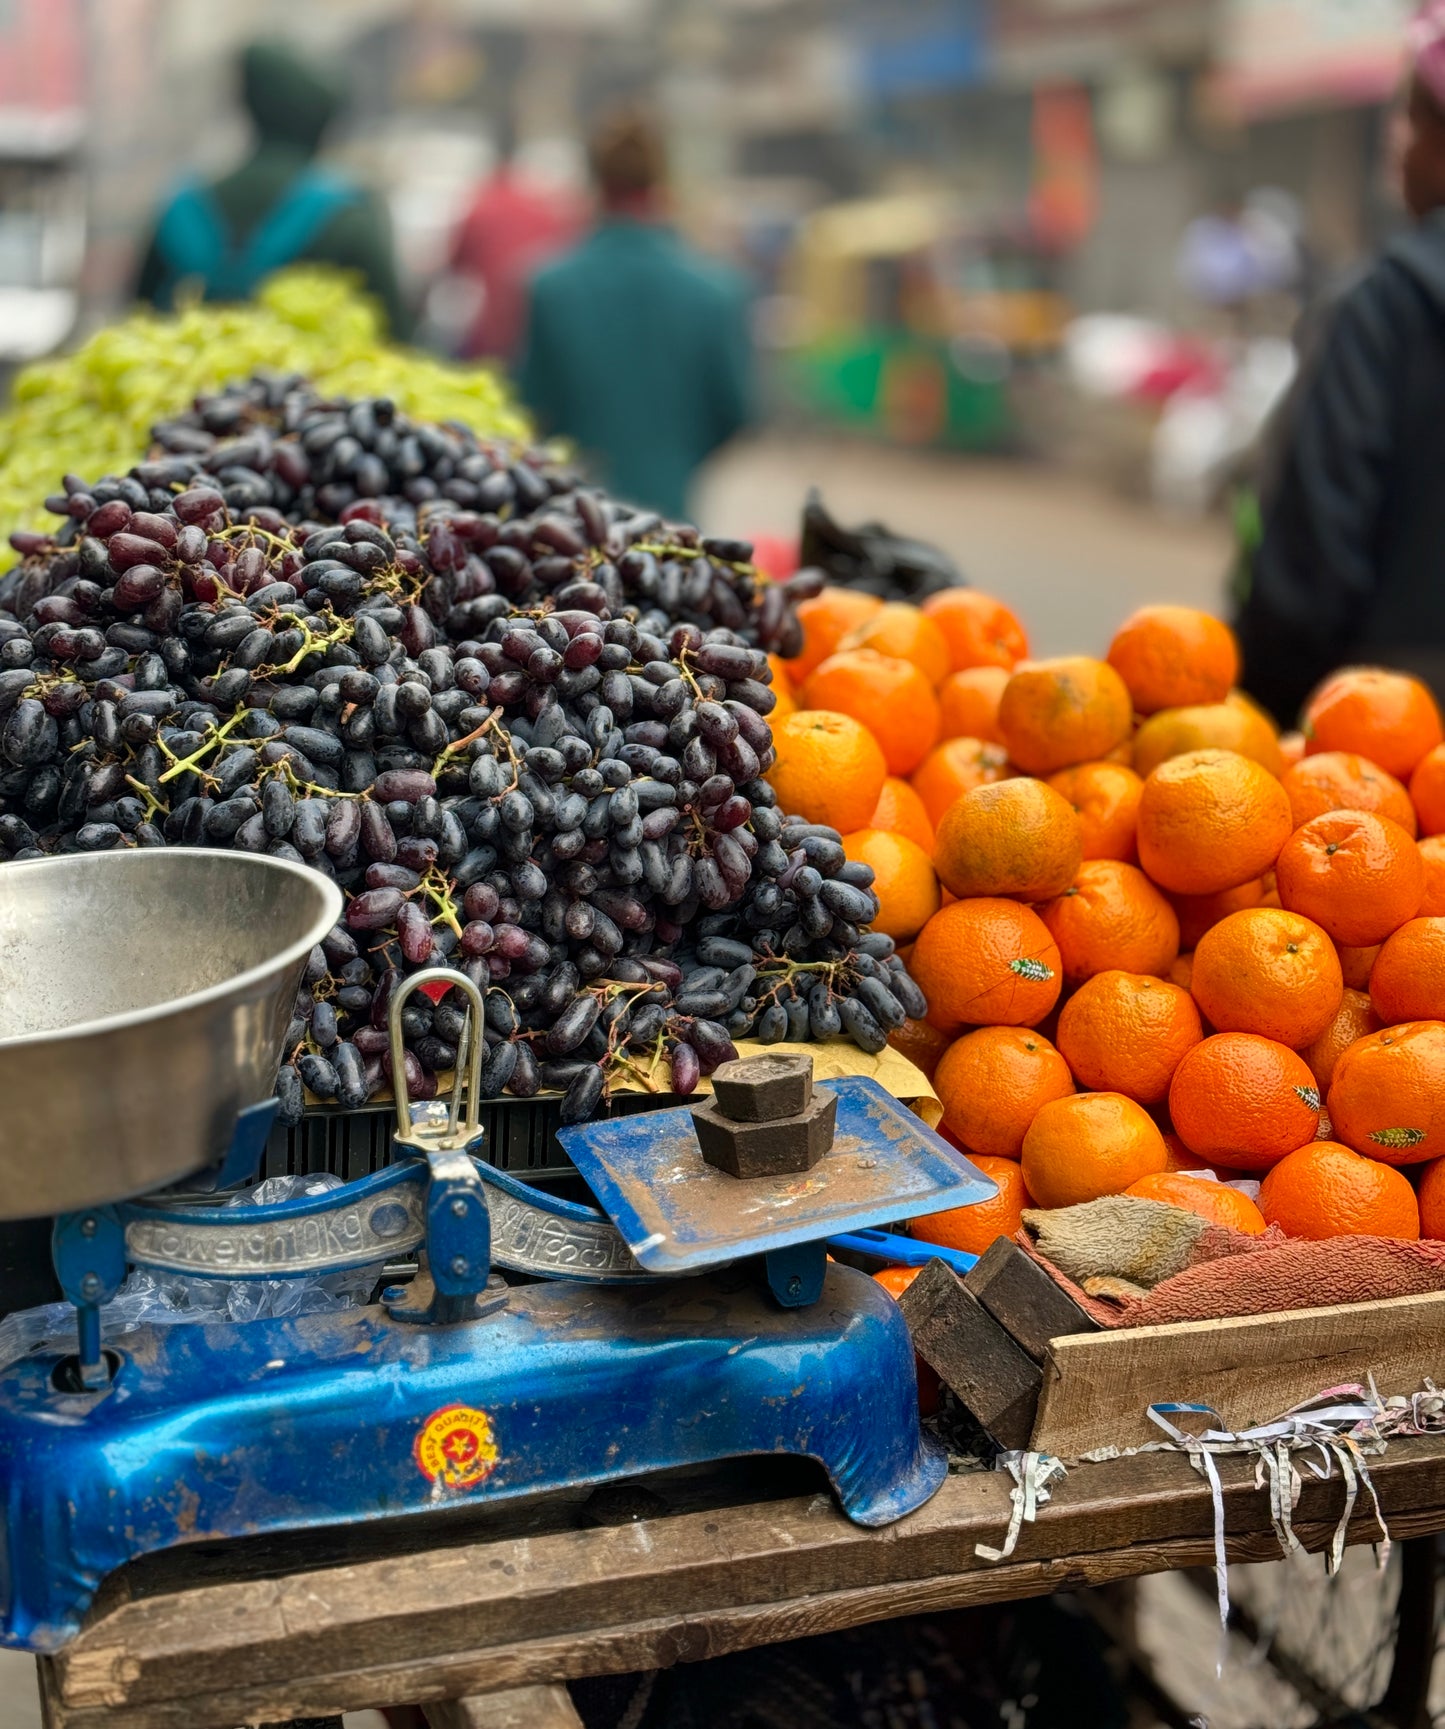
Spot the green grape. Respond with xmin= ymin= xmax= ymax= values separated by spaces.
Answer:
xmin=0 ymin=266 xmax=530 ymax=564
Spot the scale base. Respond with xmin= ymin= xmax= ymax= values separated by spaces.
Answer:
xmin=0 ymin=1263 xmax=943 ymax=1652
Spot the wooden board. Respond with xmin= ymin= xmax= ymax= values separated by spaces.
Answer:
xmin=35 ymin=1436 xmax=1445 ymax=1729
xmin=424 ymin=1686 xmax=582 ymax=1729
xmin=1031 ymin=1288 xmax=1445 ymax=1458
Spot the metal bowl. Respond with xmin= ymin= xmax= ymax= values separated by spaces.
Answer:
xmin=0 ymin=850 xmax=342 ymax=1220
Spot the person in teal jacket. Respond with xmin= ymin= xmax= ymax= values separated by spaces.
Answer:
xmin=135 ymin=40 xmax=410 ymax=339
xmin=518 ymin=111 xmax=752 ymax=521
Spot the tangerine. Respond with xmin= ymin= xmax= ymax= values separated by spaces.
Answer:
xmin=1123 ymin=1172 xmax=1267 ymax=1234
xmin=1168 ymin=878 xmax=1266 ymax=951
xmin=766 ymin=710 xmax=887 ymax=834
xmin=921 ymin=589 xmax=1029 ymax=672
xmin=909 ymin=898 xmax=1062 ymax=1033
xmin=840 ymin=601 xmax=951 ymax=686
xmin=1136 ymin=748 xmax=1293 ymax=896
xmin=1038 ymin=860 xmax=1180 ymax=985
xmin=766 ymin=655 xmax=797 ymax=720
xmin=998 ymin=656 xmax=1134 ymax=776
xmin=1328 ymin=1021 xmax=1445 ymax=1163
xmin=1258 ymin=1141 xmax=1420 ymax=1239
xmin=1301 ymin=989 xmax=1382 ymax=1092
xmin=1304 ymin=668 xmax=1444 ymax=779
xmin=1046 ymin=761 xmax=1143 ymax=862
xmin=911 ymin=737 xmax=1012 ymax=827
xmin=1338 ymin=944 xmax=1382 ymax=990
xmin=1169 ymin=1033 xmax=1321 ymax=1169
xmin=911 ymin=1155 xmax=1033 ymax=1257
xmin=1106 ymin=605 xmax=1239 ymax=715
xmin=802 ymin=650 xmax=941 ymax=775
xmin=938 ymin=665 xmax=1009 ymax=743
xmin=840 ymin=829 xmax=940 ymax=941
xmin=872 ymin=1266 xmax=922 ymax=1298
xmin=933 ymin=778 xmax=1082 ymax=902
xmin=870 ymin=776 xmax=936 ymax=854
xmin=790 ymin=587 xmax=884 ymax=682
xmin=1190 ymin=907 xmax=1343 ymax=1047
xmin=1168 ymin=952 xmax=1194 ymax=991
xmin=1369 ymin=918 xmax=1445 ymax=1024
xmin=1410 ymin=744 xmax=1445 ymax=836
xmin=1282 ymin=751 xmax=1418 ymax=836
xmin=1279 ymin=731 xmax=1307 ymax=767
xmin=1132 ymin=701 xmax=1284 ymax=780
xmin=1419 ymin=836 xmax=1445 ymax=916
xmin=1021 ymin=1092 xmax=1169 ymax=1209
xmin=1056 ymin=970 xmax=1202 ymax=1103
xmin=933 ymin=1026 xmax=1075 ymax=1159
xmin=886 ymin=1016 xmax=953 ymax=1083
xmin=1275 ymin=810 xmax=1425 ymax=947
xmin=1416 ymin=1156 xmax=1445 ymax=1238
xmin=1163 ymin=1131 xmax=1209 ymax=1171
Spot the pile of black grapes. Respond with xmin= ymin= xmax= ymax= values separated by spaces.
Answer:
xmin=0 ymin=372 xmax=927 ymax=1124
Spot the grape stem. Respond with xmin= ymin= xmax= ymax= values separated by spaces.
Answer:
xmin=156 ymin=707 xmax=249 ymax=784
xmin=123 ymin=773 xmax=170 ymax=822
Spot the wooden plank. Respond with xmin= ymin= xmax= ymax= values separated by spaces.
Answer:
xmin=897 ymin=1259 xmax=1041 ymax=1447
xmin=36 ymin=1437 xmax=1445 ymax=1729
xmin=963 ymin=1238 xmax=1099 ymax=1364
xmin=1031 ymin=1288 xmax=1445 ymax=1458
xmin=424 ymin=1685 xmax=582 ymax=1729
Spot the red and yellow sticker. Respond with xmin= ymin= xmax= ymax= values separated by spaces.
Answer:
xmin=414 ymin=1404 xmax=499 ymax=1490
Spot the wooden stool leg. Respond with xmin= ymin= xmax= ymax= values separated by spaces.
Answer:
xmin=1379 ymin=1535 xmax=1440 ymax=1729
xmin=425 ymin=1686 xmax=584 ymax=1729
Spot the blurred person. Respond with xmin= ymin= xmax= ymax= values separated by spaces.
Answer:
xmin=445 ymin=117 xmax=582 ymax=361
xmin=517 ymin=109 xmax=751 ymax=520
xmin=135 ymin=39 xmax=409 ymax=337
xmin=1235 ymin=4 xmax=1445 ymax=721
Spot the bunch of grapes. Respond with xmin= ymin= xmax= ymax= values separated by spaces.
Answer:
xmin=0 ymin=373 xmax=925 ymax=1126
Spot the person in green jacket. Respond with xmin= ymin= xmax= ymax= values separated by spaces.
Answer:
xmin=518 ymin=111 xmax=752 ymax=521
xmin=135 ymin=40 xmax=410 ymax=339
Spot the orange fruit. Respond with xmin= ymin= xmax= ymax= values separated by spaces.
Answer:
xmin=910 ymin=737 xmax=1012 ymax=827
xmin=933 ymin=1026 xmax=1075 ymax=1159
xmin=938 ymin=665 xmax=1009 ymax=744
xmin=1168 ymin=952 xmax=1194 ymax=991
xmin=1131 ymin=701 xmax=1284 ymax=779
xmin=840 ymin=602 xmax=951 ymax=686
xmin=1163 ymin=1131 xmax=1209 ymax=1171
xmin=998 ymin=656 xmax=1134 ymax=776
xmin=1411 ymin=744 xmax=1445 ymax=836
xmin=911 ymin=1154 xmax=1032 ymax=1257
xmin=1416 ymin=1155 xmax=1445 ymax=1237
xmin=933 ymin=778 xmax=1082 ymax=902
xmin=1190 ymin=907 xmax=1343 ymax=1047
xmin=1124 ymin=1172 xmax=1267 ymax=1234
xmin=1279 ymin=731 xmax=1307 ymax=767
xmin=1329 ymin=1021 xmax=1445 ymax=1164
xmin=1038 ymin=860 xmax=1180 ymax=986
xmin=870 ymin=776 xmax=935 ymax=854
xmin=766 ymin=655 xmax=797 ymax=720
xmin=1168 ymin=878 xmax=1266 ymax=951
xmin=1046 ymin=761 xmax=1142 ymax=863
xmin=1258 ymin=1141 xmax=1420 ymax=1239
xmin=841 ymin=829 xmax=939 ymax=942
xmin=1304 ymin=668 xmax=1444 ymax=780
xmin=1169 ymin=1033 xmax=1322 ymax=1169
xmin=886 ymin=1016 xmax=953 ymax=1083
xmin=766 ymin=710 xmax=887 ymax=834
xmin=802 ymin=650 xmax=940 ymax=776
xmin=1302 ymin=989 xmax=1382 ymax=1092
xmin=1106 ymin=605 xmax=1239 ymax=715
xmin=1056 ymin=970 xmax=1202 ymax=1104
xmin=790 ymin=587 xmax=883 ymax=682
xmin=872 ymin=1265 xmax=923 ymax=1298
xmin=1021 ymin=1092 xmax=1168 ymax=1208
xmin=1338 ymin=944 xmax=1381 ymax=990
xmin=869 ymin=1268 xmax=943 ymax=1412
xmin=922 ymin=589 xmax=1029 ymax=672
xmin=910 ymin=898 xmax=1062 ymax=1033
xmin=1275 ymin=811 xmax=1425 ymax=948
xmin=1369 ymin=917 xmax=1445 ymax=1023
xmin=1419 ymin=835 xmax=1445 ymax=916
xmin=1136 ymin=749 xmax=1293 ymax=896
xmin=1282 ymin=751 xmax=1418 ymax=837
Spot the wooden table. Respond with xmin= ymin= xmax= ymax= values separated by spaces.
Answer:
xmin=33 ymin=1434 xmax=1445 ymax=1729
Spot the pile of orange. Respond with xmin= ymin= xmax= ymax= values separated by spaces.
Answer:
xmin=768 ymin=588 xmax=1445 ymax=1257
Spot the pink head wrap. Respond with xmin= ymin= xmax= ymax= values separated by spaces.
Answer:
xmin=1410 ymin=1 xmax=1445 ymax=110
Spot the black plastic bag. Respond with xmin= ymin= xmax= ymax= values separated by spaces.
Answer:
xmin=798 ymin=489 xmax=964 ymax=604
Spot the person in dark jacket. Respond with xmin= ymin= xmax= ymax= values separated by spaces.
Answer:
xmin=517 ymin=110 xmax=751 ymax=521
xmin=135 ymin=40 xmax=409 ymax=338
xmin=1236 ymin=4 xmax=1445 ymax=725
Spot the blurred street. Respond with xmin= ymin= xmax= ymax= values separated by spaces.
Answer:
xmin=698 ymin=435 xmax=1236 ymax=655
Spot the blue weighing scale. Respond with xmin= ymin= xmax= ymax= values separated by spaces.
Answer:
xmin=0 ymin=966 xmax=996 ymax=1654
